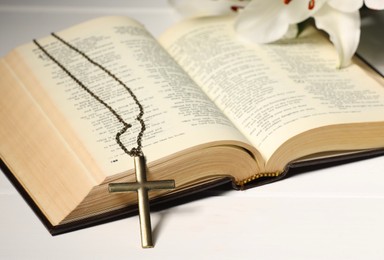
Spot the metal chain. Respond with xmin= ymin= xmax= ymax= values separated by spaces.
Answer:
xmin=33 ymin=33 xmax=146 ymax=157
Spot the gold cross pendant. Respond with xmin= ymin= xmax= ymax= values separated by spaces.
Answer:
xmin=108 ymin=156 xmax=175 ymax=248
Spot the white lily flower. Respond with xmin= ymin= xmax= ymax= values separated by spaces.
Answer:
xmin=235 ymin=0 xmax=364 ymax=67
xmin=169 ymin=0 xmax=384 ymax=67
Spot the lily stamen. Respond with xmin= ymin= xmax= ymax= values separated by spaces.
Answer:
xmin=231 ymin=5 xmax=245 ymax=12
xmin=283 ymin=0 xmax=315 ymax=10
xmin=308 ymin=0 xmax=315 ymax=10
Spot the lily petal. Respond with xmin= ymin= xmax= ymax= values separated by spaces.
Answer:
xmin=327 ymin=0 xmax=363 ymax=12
xmin=168 ymin=0 xmax=248 ymax=17
xmin=365 ymin=0 xmax=384 ymax=9
xmin=282 ymin=0 xmax=329 ymax=23
xmin=314 ymin=4 xmax=361 ymax=67
xmin=281 ymin=24 xmax=299 ymax=40
xmin=234 ymin=0 xmax=327 ymax=43
xmin=235 ymin=1 xmax=289 ymax=43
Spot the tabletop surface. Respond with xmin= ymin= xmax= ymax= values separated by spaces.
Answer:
xmin=1 ymin=1 xmax=384 ymax=259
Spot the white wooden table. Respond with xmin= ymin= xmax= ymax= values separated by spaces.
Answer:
xmin=1 ymin=1 xmax=384 ymax=259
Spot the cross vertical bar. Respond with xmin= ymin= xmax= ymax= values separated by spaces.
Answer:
xmin=135 ymin=155 xmax=153 ymax=248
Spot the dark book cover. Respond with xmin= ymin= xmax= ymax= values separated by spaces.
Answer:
xmin=2 ymin=148 xmax=384 ymax=235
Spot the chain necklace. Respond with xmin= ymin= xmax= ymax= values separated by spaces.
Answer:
xmin=33 ymin=32 xmax=146 ymax=157
xmin=33 ymin=33 xmax=176 ymax=248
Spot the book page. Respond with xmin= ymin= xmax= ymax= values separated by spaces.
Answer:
xmin=8 ymin=16 xmax=253 ymax=177
xmin=160 ymin=16 xmax=384 ymax=163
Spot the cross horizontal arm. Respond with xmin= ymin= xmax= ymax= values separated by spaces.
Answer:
xmin=109 ymin=182 xmax=141 ymax=192
xmin=108 ymin=180 xmax=175 ymax=193
xmin=145 ymin=180 xmax=175 ymax=190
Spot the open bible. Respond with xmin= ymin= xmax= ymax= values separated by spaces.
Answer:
xmin=1 ymin=15 xmax=384 ymax=234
